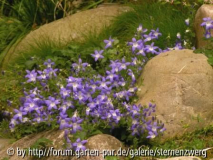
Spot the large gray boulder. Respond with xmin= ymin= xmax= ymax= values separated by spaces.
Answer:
xmin=137 ymin=49 xmax=213 ymax=139
xmin=2 ymin=4 xmax=130 ymax=69
xmin=194 ymin=4 xmax=213 ymax=49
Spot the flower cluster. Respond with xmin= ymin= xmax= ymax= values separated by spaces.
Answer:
xmin=201 ymin=17 xmax=213 ymax=39
xmin=9 ymin=24 xmax=174 ymax=152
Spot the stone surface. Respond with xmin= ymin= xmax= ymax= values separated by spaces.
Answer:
xmin=137 ymin=49 xmax=213 ymax=140
xmin=194 ymin=4 xmax=213 ymax=49
xmin=0 ymin=138 xmax=12 ymax=151
xmin=0 ymin=130 xmax=66 ymax=160
xmin=0 ymin=132 xmax=124 ymax=160
xmin=71 ymin=134 xmax=124 ymax=160
xmin=2 ymin=4 xmax=131 ymax=69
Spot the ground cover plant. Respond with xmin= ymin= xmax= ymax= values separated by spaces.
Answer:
xmin=5 ymin=24 xmax=171 ymax=150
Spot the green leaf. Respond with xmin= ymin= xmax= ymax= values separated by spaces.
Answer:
xmin=25 ymin=60 xmax=36 ymax=69
xmin=208 ymin=57 xmax=213 ymax=66
xmin=89 ymin=130 xmax=103 ymax=136
xmin=105 ymin=156 xmax=119 ymax=160
xmin=174 ymin=1 xmax=181 ymax=4
xmin=114 ymin=39 xmax=119 ymax=45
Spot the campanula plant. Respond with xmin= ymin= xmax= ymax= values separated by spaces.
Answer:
xmin=6 ymin=24 xmax=175 ymax=151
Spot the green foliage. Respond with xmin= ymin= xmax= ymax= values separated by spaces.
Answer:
xmin=0 ymin=119 xmax=13 ymax=139
xmin=30 ymin=138 xmax=53 ymax=149
xmin=12 ymin=123 xmax=53 ymax=140
xmin=0 ymin=17 xmax=29 ymax=67
xmin=6 ymin=1 xmax=189 ymax=71
xmin=104 ymin=2 xmax=188 ymax=48
xmin=0 ymin=68 xmax=23 ymax=112
xmin=194 ymin=47 xmax=213 ymax=66
xmin=105 ymin=156 xmax=120 ymax=160
xmin=28 ymin=138 xmax=53 ymax=159
xmin=151 ymin=124 xmax=213 ymax=158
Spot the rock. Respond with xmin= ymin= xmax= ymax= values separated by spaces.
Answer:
xmin=71 ymin=134 xmax=124 ymax=160
xmin=137 ymin=49 xmax=213 ymax=140
xmin=194 ymin=4 xmax=213 ymax=49
xmin=2 ymin=4 xmax=131 ymax=69
xmin=0 ymin=130 xmax=66 ymax=160
xmin=0 ymin=132 xmax=124 ymax=160
xmin=0 ymin=138 xmax=12 ymax=151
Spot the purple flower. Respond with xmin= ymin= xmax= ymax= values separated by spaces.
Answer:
xmin=88 ymin=80 xmax=98 ymax=93
xmin=13 ymin=109 xmax=27 ymax=122
xmin=128 ymin=69 xmax=136 ymax=83
xmin=151 ymin=28 xmax=162 ymax=39
xmin=109 ymin=60 xmax=120 ymax=72
xmin=131 ymin=57 xmax=137 ymax=66
xmin=37 ymin=70 xmax=48 ymax=80
xmin=72 ymin=138 xmax=87 ymax=151
xmin=131 ymin=125 xmax=140 ymax=136
xmin=185 ymin=18 xmax=190 ymax=26
xmin=9 ymin=118 xmax=18 ymax=129
xmin=119 ymin=57 xmax=131 ymax=71
xmin=131 ymin=118 xmax=139 ymax=127
xmin=137 ymin=24 xmax=147 ymax=33
xmin=70 ymin=115 xmax=83 ymax=134
xmin=33 ymin=117 xmax=44 ymax=123
xmin=128 ymin=38 xmax=142 ymax=52
xmin=130 ymin=105 xmax=140 ymax=117
xmin=173 ymin=42 xmax=183 ymax=50
xmin=45 ymin=96 xmax=60 ymax=111
xmin=177 ymin=33 xmax=181 ymax=39
xmin=145 ymin=42 xmax=159 ymax=54
xmin=7 ymin=100 xmax=12 ymax=106
xmin=43 ymin=68 xmax=58 ymax=78
xmin=104 ymin=37 xmax=114 ymax=49
xmin=201 ymin=17 xmax=213 ymax=30
xmin=143 ymin=32 xmax=155 ymax=42
xmin=44 ymin=59 xmax=55 ymax=68
xmin=109 ymin=109 xmax=121 ymax=123
xmin=60 ymin=88 xmax=71 ymax=99
xmin=114 ymin=90 xmax=132 ymax=101
xmin=136 ymin=44 xmax=146 ymax=56
xmin=25 ymin=70 xmax=37 ymax=83
xmin=91 ymin=50 xmax=104 ymax=61
xmin=96 ymin=77 xmax=110 ymax=90
xmin=146 ymin=131 xmax=157 ymax=139
xmin=204 ymin=30 xmax=211 ymax=39
xmin=67 ymin=77 xmax=82 ymax=92
xmin=106 ymin=70 xmax=119 ymax=82
xmin=58 ymin=113 xmax=71 ymax=130
xmin=72 ymin=58 xmax=88 ymax=72
xmin=87 ymin=98 xmax=97 ymax=109
xmin=23 ymin=98 xmax=37 ymax=113
xmin=73 ymin=91 xmax=87 ymax=104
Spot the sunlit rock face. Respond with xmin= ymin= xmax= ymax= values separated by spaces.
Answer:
xmin=194 ymin=4 xmax=213 ymax=48
xmin=137 ymin=49 xmax=213 ymax=140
